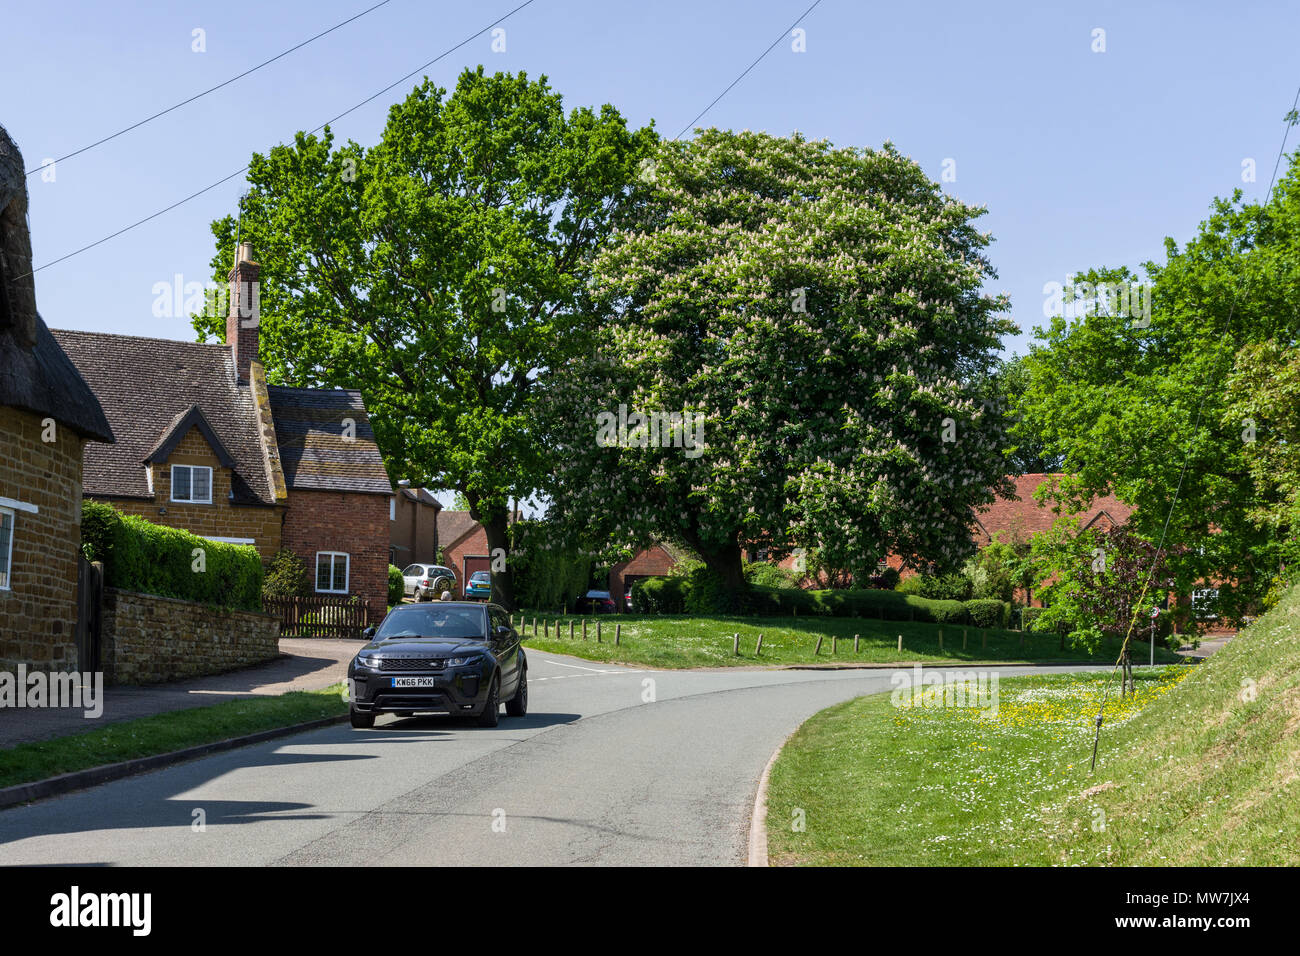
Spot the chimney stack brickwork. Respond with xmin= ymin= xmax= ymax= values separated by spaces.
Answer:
xmin=225 ymin=241 xmax=260 ymax=384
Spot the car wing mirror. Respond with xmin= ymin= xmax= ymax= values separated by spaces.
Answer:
xmin=363 ymin=626 xmax=376 ymax=640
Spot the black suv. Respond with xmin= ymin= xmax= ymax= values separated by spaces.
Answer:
xmin=347 ymin=601 xmax=527 ymax=728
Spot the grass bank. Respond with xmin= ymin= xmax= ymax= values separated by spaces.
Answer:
xmin=766 ymin=585 xmax=1300 ymax=865
xmin=514 ymin=611 xmax=1180 ymax=669
xmin=0 ymin=685 xmax=346 ymax=790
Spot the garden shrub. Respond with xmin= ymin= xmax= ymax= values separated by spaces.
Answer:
xmin=633 ymin=576 xmax=687 ymax=614
xmin=80 ymin=501 xmax=262 ymax=611
xmin=895 ymin=575 xmax=924 ymax=596
xmin=744 ymin=561 xmax=799 ymax=589
xmin=263 ymin=548 xmax=311 ymax=600
xmin=388 ymin=565 xmax=404 ymax=606
xmin=964 ymin=598 xmax=1010 ymax=628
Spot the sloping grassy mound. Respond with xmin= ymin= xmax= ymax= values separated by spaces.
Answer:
xmin=767 ymin=584 xmax=1300 ymax=865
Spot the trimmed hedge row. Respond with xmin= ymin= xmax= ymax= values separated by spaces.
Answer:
xmin=81 ymin=501 xmax=263 ymax=611
xmin=627 ymin=576 xmax=1014 ymax=627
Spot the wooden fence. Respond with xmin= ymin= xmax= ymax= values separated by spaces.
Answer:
xmin=264 ymin=595 xmax=373 ymax=639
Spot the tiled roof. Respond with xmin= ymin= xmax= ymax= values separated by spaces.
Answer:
xmin=51 ymin=330 xmax=272 ymax=503
xmin=974 ymin=473 xmax=1134 ymax=542
xmin=267 ymin=385 xmax=392 ymax=496
xmin=437 ymin=510 xmax=478 ymax=549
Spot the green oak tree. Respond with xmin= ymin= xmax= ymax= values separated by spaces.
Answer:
xmin=194 ymin=68 xmax=657 ymax=609
xmin=545 ymin=129 xmax=1016 ymax=601
xmin=1014 ymin=151 xmax=1300 ymax=617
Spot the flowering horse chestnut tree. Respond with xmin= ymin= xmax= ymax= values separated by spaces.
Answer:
xmin=546 ymin=129 xmax=1016 ymax=600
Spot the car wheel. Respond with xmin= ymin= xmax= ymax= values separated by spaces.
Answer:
xmin=505 ymin=666 xmax=527 ymax=717
xmin=475 ymin=675 xmax=500 ymax=727
xmin=350 ymin=708 xmax=375 ymax=729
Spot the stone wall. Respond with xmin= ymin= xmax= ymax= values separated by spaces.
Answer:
xmin=0 ymin=405 xmax=85 ymax=671
xmin=101 ymin=587 xmax=280 ymax=685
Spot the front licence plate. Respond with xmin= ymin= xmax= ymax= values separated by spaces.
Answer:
xmin=391 ymin=676 xmax=437 ymax=688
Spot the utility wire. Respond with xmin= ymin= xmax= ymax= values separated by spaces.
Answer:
xmin=24 ymin=0 xmax=398 ymax=177
xmin=673 ymin=0 xmax=823 ymax=140
xmin=21 ymin=0 xmax=537 ymax=278
xmin=1089 ymin=83 xmax=1300 ymax=772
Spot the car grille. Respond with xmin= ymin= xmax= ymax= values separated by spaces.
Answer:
xmin=378 ymin=658 xmax=444 ymax=672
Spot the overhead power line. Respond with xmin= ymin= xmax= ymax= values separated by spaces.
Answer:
xmin=674 ymin=0 xmax=824 ymax=140
xmin=25 ymin=0 xmax=398 ymax=177
xmin=23 ymin=0 xmax=537 ymax=277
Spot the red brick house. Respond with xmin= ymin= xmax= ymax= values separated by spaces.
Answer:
xmin=52 ymin=243 xmax=394 ymax=612
xmin=437 ymin=509 xmax=521 ymax=596
xmin=1 ymin=124 xmax=116 ymax=671
xmin=390 ymin=486 xmax=442 ymax=567
xmin=610 ymin=542 xmax=691 ymax=605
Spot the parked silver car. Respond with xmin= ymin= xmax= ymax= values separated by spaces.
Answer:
xmin=401 ymin=563 xmax=457 ymax=602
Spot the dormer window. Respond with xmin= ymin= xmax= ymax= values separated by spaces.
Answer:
xmin=171 ymin=464 xmax=213 ymax=504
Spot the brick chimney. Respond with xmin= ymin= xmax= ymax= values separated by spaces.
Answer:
xmin=225 ymin=241 xmax=260 ymax=384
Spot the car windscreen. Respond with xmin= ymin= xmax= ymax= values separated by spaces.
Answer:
xmin=470 ymin=572 xmax=490 ymax=581
xmin=376 ymin=606 xmax=486 ymax=640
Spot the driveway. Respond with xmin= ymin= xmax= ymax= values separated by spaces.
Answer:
xmin=0 ymin=639 xmax=361 ymax=749
xmin=0 ymin=653 xmax=1110 ymax=865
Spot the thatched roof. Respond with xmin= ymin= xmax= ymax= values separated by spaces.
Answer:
xmin=0 ymin=123 xmax=114 ymax=442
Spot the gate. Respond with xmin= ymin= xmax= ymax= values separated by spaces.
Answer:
xmin=75 ymin=556 xmax=103 ymax=672
xmin=263 ymin=595 xmax=373 ymax=639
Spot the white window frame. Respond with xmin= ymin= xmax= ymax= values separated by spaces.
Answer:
xmin=0 ymin=506 xmax=14 ymax=592
xmin=170 ymin=464 xmax=213 ymax=504
xmin=316 ymin=551 xmax=350 ymax=594
xmin=390 ymin=497 xmax=396 ymax=521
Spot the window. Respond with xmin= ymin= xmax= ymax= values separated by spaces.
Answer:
xmin=0 ymin=508 xmax=13 ymax=591
xmin=390 ymin=498 xmax=396 ymax=521
xmin=316 ymin=552 xmax=350 ymax=594
xmin=401 ymin=564 xmax=421 ymax=577
xmin=171 ymin=464 xmax=213 ymax=503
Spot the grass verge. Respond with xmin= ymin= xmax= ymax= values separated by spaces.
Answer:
xmin=514 ymin=611 xmax=1181 ymax=669
xmin=767 ymin=585 xmax=1300 ymax=865
xmin=0 ymin=684 xmax=346 ymax=791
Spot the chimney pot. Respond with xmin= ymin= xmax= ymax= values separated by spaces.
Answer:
xmin=225 ymin=242 xmax=261 ymax=384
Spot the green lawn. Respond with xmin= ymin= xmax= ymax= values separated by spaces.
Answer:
xmin=513 ymin=610 xmax=1181 ymax=669
xmin=766 ymin=587 xmax=1300 ymax=866
xmin=0 ymin=685 xmax=347 ymax=790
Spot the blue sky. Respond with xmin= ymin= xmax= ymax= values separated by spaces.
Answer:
xmin=5 ymin=0 xmax=1297 ymax=362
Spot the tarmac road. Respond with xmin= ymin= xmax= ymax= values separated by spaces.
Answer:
xmin=0 ymin=653 xmax=1107 ymax=866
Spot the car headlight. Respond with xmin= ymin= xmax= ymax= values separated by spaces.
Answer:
xmin=446 ymin=654 xmax=483 ymax=667
xmin=356 ymin=653 xmax=381 ymax=668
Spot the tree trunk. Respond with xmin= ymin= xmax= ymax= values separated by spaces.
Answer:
xmin=697 ymin=539 xmax=747 ymax=606
xmin=467 ymin=493 xmax=517 ymax=611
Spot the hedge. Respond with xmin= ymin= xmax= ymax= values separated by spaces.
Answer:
xmin=964 ymin=598 xmax=1011 ymax=629
xmin=81 ymin=501 xmax=263 ymax=611
xmin=632 ymin=576 xmax=688 ymax=614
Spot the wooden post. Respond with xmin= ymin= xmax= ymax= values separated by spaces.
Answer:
xmin=532 ymin=616 xmax=537 ymax=635
xmin=544 ymin=619 xmax=549 ymax=639
xmin=832 ymin=635 xmax=838 ymax=655
xmin=755 ymin=633 xmax=763 ymax=655
xmin=897 ymin=634 xmax=903 ymax=653
xmin=615 ymin=623 xmax=621 ymax=646
xmin=733 ymin=632 xmax=740 ymax=656
xmin=596 ymin=620 xmax=602 ymax=643
xmin=582 ymin=619 xmax=588 ymax=641
xmin=569 ymin=620 xmax=574 ymax=640
xmin=854 ymin=633 xmax=859 ymax=653
xmin=963 ymin=627 xmax=968 ymax=650
xmin=814 ymin=636 xmax=823 ymax=655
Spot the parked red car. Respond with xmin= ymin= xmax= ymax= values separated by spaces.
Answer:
xmin=576 ymin=589 xmax=617 ymax=614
